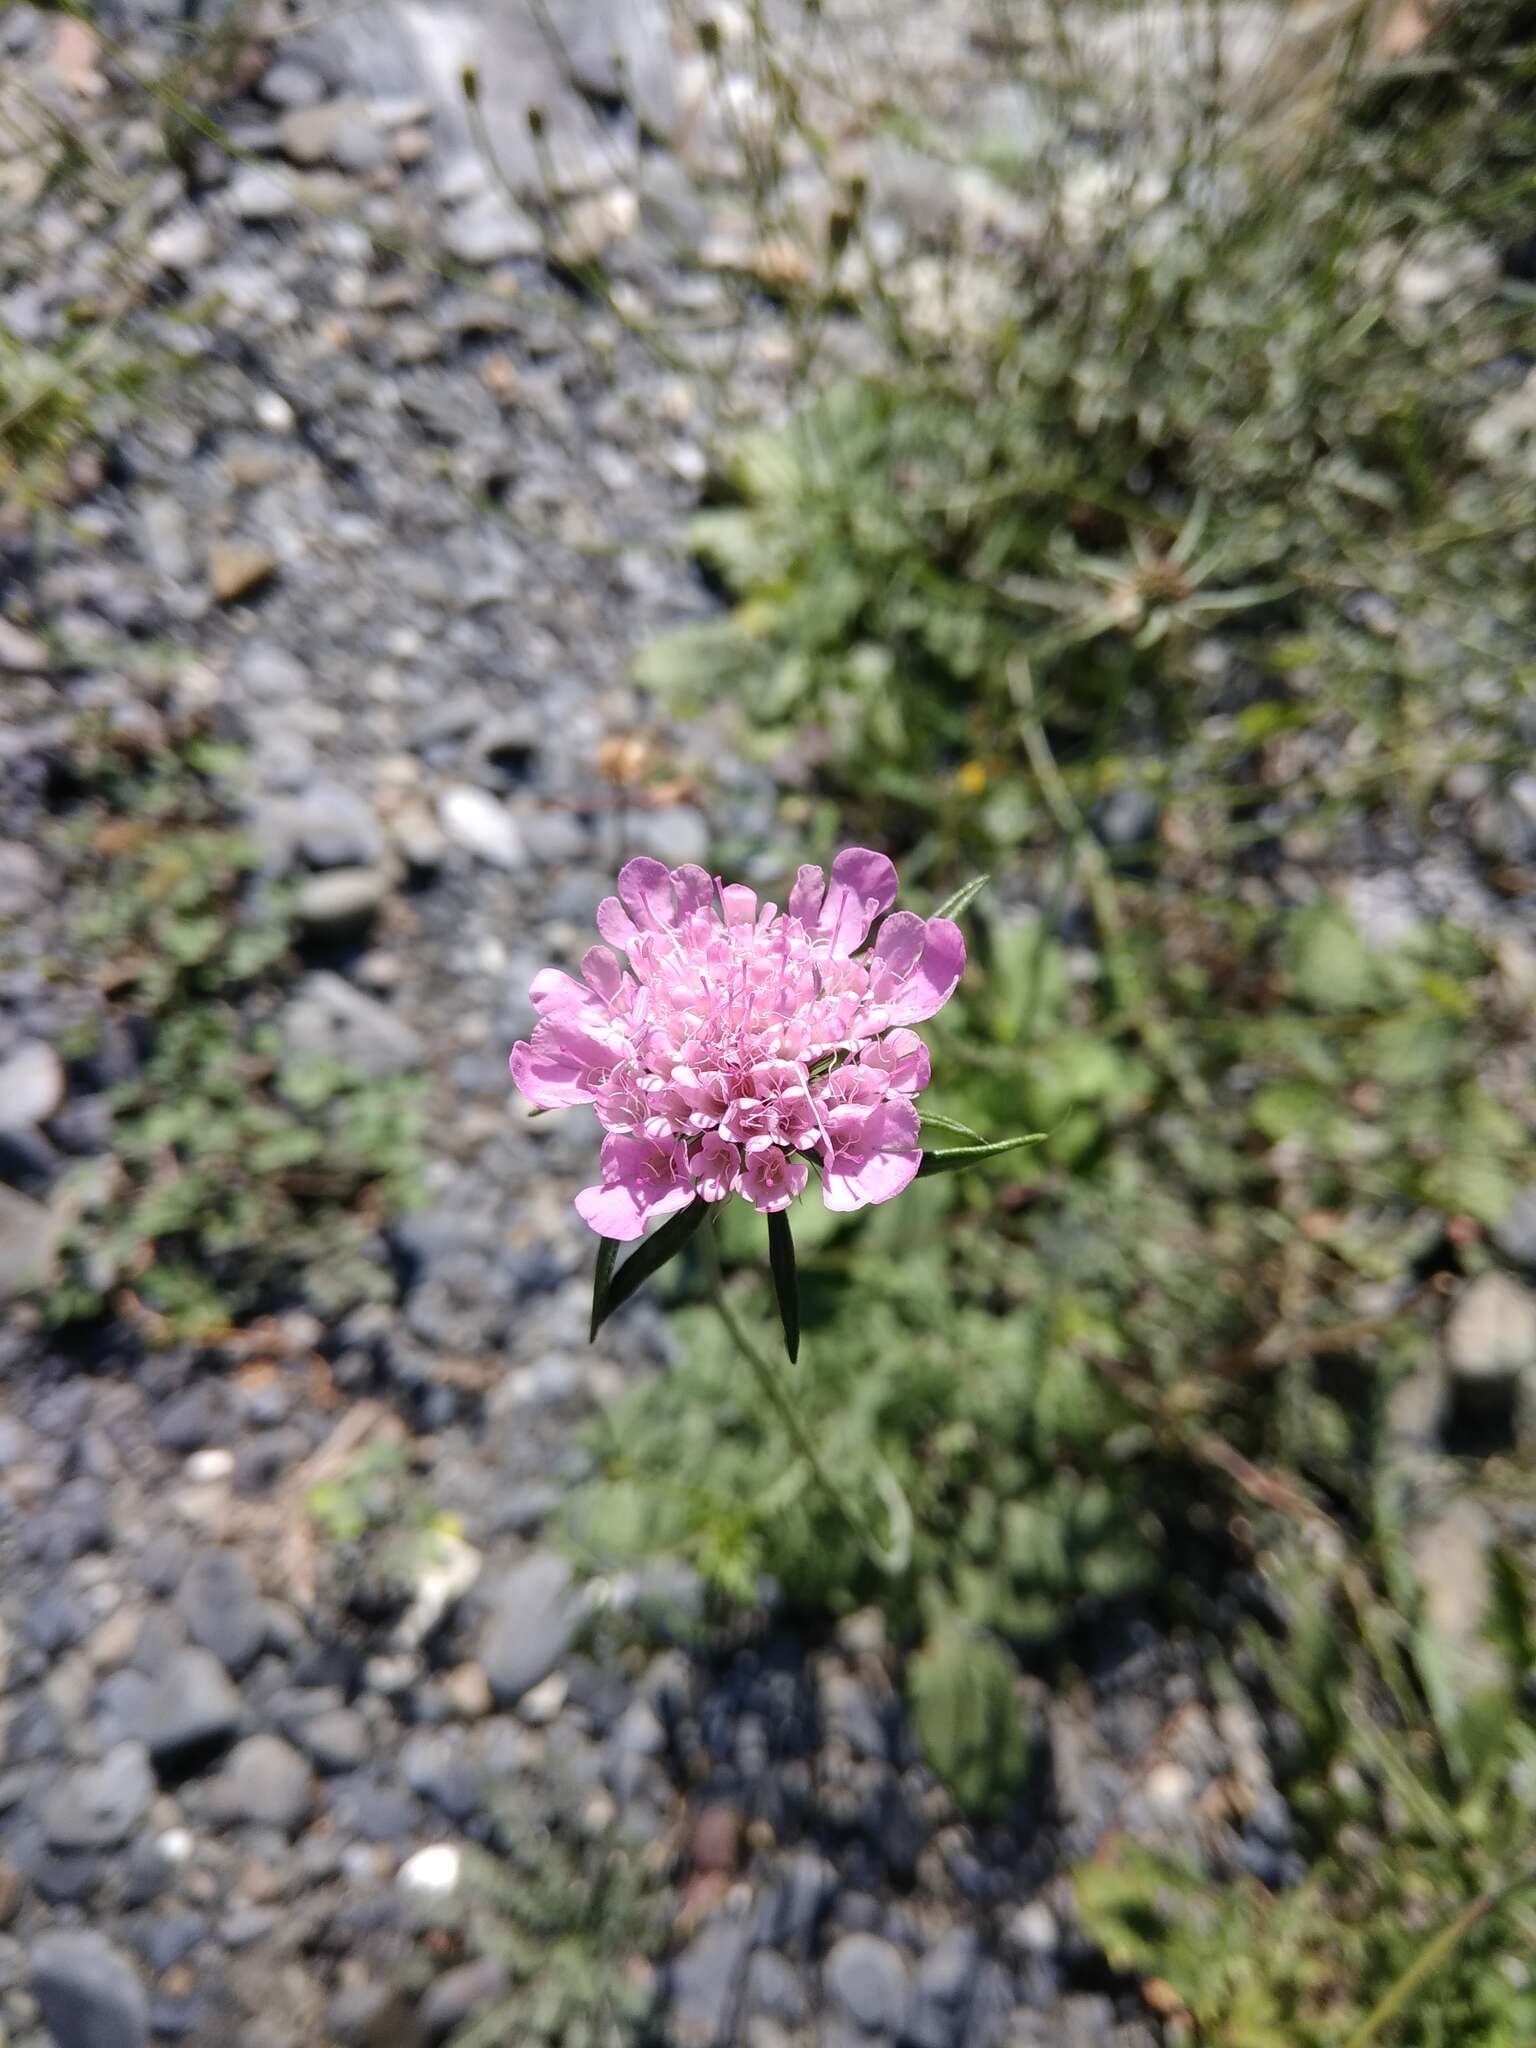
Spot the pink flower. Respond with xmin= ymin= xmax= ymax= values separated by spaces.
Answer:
xmin=510 ymin=848 xmax=965 ymax=1235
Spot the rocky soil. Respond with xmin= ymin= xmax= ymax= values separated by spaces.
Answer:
xmin=3 ymin=4 xmax=1534 ymax=2048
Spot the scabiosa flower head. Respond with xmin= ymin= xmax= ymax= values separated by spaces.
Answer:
xmin=509 ymin=849 xmax=965 ymax=1239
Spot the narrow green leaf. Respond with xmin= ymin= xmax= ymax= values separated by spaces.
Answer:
xmin=589 ymin=1235 xmax=620 ymax=1343
xmin=915 ymin=1132 xmax=1047 ymax=1178
xmin=919 ymin=1110 xmax=983 ymax=1141
xmin=767 ymin=1210 xmax=800 ymax=1363
xmin=594 ymin=1199 xmax=712 ymax=1335
xmin=932 ymin=874 xmax=990 ymax=923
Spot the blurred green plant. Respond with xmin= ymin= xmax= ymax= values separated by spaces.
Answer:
xmin=1077 ymin=1530 xmax=1536 ymax=2045
xmin=41 ymin=718 xmax=422 ymax=1336
xmin=440 ymin=1785 xmax=669 ymax=2048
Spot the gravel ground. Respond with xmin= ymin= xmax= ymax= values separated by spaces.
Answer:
xmin=4 ymin=3 xmax=1509 ymax=2046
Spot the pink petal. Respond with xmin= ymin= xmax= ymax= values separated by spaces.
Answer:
xmin=595 ymin=896 xmax=639 ymax=949
xmin=510 ymin=1029 xmax=615 ymax=1108
xmin=527 ymin=968 xmax=586 ymax=1014
xmin=671 ymin=864 xmax=714 ymax=917
xmin=788 ymin=864 xmax=825 ymax=924
xmin=869 ymin=916 xmax=965 ymax=1025
xmin=816 ymin=846 xmax=900 ymax=958
xmin=719 ymin=883 xmax=758 ymax=926
xmin=860 ymin=1029 xmax=931 ymax=1094
xmin=581 ymin=946 xmax=625 ymax=1000
xmin=617 ymin=857 xmax=678 ymax=932
xmin=574 ymin=1180 xmax=649 ymax=1240
xmin=822 ymin=1098 xmax=921 ymax=1212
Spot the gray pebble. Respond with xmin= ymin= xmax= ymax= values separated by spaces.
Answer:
xmin=42 ymin=1745 xmax=154 ymax=1853
xmin=478 ymin=1554 xmax=578 ymax=1706
xmin=31 ymin=1929 xmax=148 ymax=2048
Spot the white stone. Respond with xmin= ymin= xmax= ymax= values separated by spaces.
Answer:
xmin=0 ymin=1038 xmax=64 ymax=1130
xmin=185 ymin=1448 xmax=235 ymax=1484
xmin=438 ymin=785 xmax=524 ymax=869
xmin=398 ymin=1842 xmax=461 ymax=1896
xmin=156 ymin=1827 xmax=195 ymax=1864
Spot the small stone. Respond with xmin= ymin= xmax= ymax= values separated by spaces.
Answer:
xmin=185 ymin=1448 xmax=235 ymax=1485
xmin=31 ymin=1929 xmax=148 ymax=2048
xmin=294 ymin=1708 xmax=371 ymax=1775
xmin=420 ymin=1959 xmax=509 ymax=2043
xmin=209 ymin=542 xmax=278 ymax=605
xmin=177 ymin=1550 xmax=266 ymax=1675
xmin=823 ymin=1934 xmax=908 ymax=2035
xmin=1446 ymin=1272 xmax=1536 ymax=1430
xmin=296 ymin=783 xmax=386 ymax=869
xmin=1143 ymin=1760 xmax=1197 ymax=1819
xmin=238 ymin=644 xmax=308 ymax=701
xmin=43 ymin=1745 xmax=154 ymax=1852
xmin=146 ymin=213 xmax=213 ymax=272
xmin=0 ymin=842 xmax=44 ymax=919
xmin=391 ymin=803 xmax=449 ymax=874
xmin=478 ymin=1554 xmax=578 ymax=1706
xmin=295 ymin=867 xmax=390 ymax=938
xmin=259 ymin=59 xmax=326 ymax=108
xmin=442 ymin=192 xmax=540 ymax=266
xmin=278 ymin=103 xmax=343 ymax=165
xmin=438 ymin=785 xmax=524 ymax=870
xmin=141 ymin=1648 xmax=243 ymax=1766
xmin=0 ymin=619 xmax=49 ymax=672
xmin=438 ymin=1663 xmax=493 ymax=1719
xmin=0 ymin=1039 xmax=65 ymax=1131
xmin=389 ymin=319 xmax=443 ymax=366
xmin=629 ymin=804 xmax=709 ymax=867
xmin=1492 ymin=1187 xmax=1536 ymax=1273
xmin=668 ymin=1917 xmax=751 ymax=2047
xmin=220 ymin=1735 xmax=313 ymax=1833
xmin=518 ymin=1672 xmax=568 ymax=1725
xmin=282 ymin=972 xmax=423 ymax=1079
xmin=228 ymin=167 xmax=294 ymax=221
xmin=0 ymin=1184 xmax=59 ymax=1302
xmin=398 ymin=1843 xmax=461 ymax=1897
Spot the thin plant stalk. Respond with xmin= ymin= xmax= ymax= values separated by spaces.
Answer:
xmin=699 ymin=1216 xmax=911 ymax=1576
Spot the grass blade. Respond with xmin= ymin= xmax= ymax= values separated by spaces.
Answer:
xmin=594 ymin=1199 xmax=712 ymax=1335
xmin=932 ymin=874 xmax=990 ymax=922
xmin=916 ymin=1133 xmax=1047 ymax=1178
xmin=767 ymin=1209 xmax=800 ymax=1363
xmin=588 ymin=1234 xmax=620 ymax=1343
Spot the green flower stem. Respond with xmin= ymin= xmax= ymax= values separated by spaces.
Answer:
xmin=700 ymin=1218 xmax=911 ymax=1577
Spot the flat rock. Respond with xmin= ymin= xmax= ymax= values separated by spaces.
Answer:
xmin=209 ymin=541 xmax=279 ymax=604
xmin=218 ymin=1734 xmax=314 ymax=1833
xmin=0 ymin=1183 xmax=59 ymax=1302
xmin=146 ymin=213 xmax=212 ymax=272
xmin=0 ymin=619 xmax=49 ymax=673
xmin=441 ymin=191 xmax=540 ymax=266
xmin=1492 ymin=1186 xmax=1536 ymax=1271
xmin=292 ymin=1707 xmax=371 ymax=1775
xmin=438 ymin=784 xmax=524 ymax=870
xmin=1446 ymin=1272 xmax=1536 ymax=1424
xmin=176 ymin=1550 xmax=267 ymax=1675
xmin=478 ymin=1553 xmax=577 ymax=1705
xmin=295 ymin=867 xmax=390 ymax=937
xmin=823 ymin=1934 xmax=909 ymax=2035
xmin=141 ymin=1647 xmax=243 ymax=1766
xmin=666 ymin=1916 xmax=752 ymax=2047
xmin=0 ymin=1038 xmax=65 ymax=1131
xmin=227 ymin=166 xmax=295 ymax=222
xmin=42 ymin=1745 xmax=154 ymax=1852
xmin=282 ymin=972 xmax=423 ymax=1079
xmin=31 ymin=1929 xmax=148 ymax=2048
xmin=259 ymin=57 xmax=327 ymax=108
